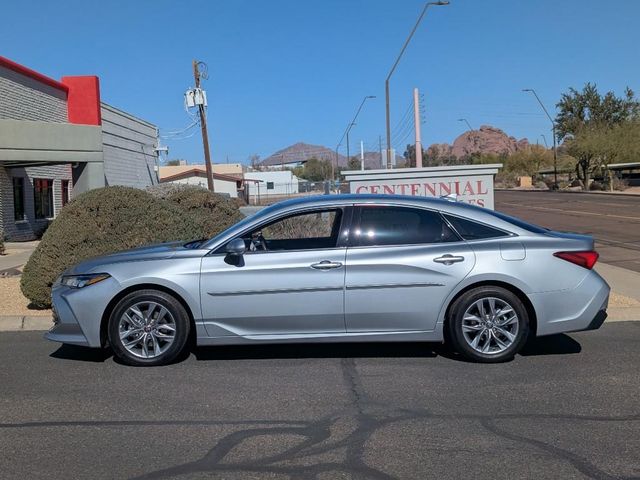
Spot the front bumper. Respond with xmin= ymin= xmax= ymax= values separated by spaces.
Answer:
xmin=45 ymin=277 xmax=120 ymax=348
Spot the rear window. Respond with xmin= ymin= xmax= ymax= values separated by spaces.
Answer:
xmin=444 ymin=215 xmax=510 ymax=240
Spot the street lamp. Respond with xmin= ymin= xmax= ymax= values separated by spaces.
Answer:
xmin=385 ymin=1 xmax=450 ymax=169
xmin=540 ymin=134 xmax=548 ymax=148
xmin=334 ymin=95 xmax=376 ymax=179
xmin=457 ymin=118 xmax=473 ymax=131
xmin=523 ymin=88 xmax=558 ymax=188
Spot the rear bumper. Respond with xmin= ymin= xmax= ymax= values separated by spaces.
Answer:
xmin=577 ymin=309 xmax=608 ymax=332
xmin=530 ymin=270 xmax=610 ymax=336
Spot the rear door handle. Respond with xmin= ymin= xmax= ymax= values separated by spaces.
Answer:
xmin=433 ymin=254 xmax=465 ymax=265
xmin=310 ymin=260 xmax=343 ymax=270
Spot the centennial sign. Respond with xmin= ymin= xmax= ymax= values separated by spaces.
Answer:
xmin=342 ymin=164 xmax=502 ymax=210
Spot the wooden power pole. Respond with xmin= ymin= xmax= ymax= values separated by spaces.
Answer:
xmin=193 ymin=60 xmax=215 ymax=192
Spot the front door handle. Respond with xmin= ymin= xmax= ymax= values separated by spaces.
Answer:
xmin=433 ymin=254 xmax=465 ymax=265
xmin=310 ymin=260 xmax=343 ymax=270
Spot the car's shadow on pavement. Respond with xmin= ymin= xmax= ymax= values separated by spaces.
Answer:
xmin=48 ymin=334 xmax=582 ymax=364
xmin=50 ymin=344 xmax=113 ymax=363
xmin=193 ymin=334 xmax=582 ymax=362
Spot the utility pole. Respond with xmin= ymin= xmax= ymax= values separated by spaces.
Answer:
xmin=360 ymin=140 xmax=365 ymax=170
xmin=379 ymin=135 xmax=383 ymax=168
xmin=413 ymin=87 xmax=423 ymax=168
xmin=193 ymin=60 xmax=215 ymax=192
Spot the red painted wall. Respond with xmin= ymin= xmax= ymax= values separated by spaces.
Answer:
xmin=61 ymin=76 xmax=102 ymax=125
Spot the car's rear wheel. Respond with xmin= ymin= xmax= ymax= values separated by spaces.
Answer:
xmin=108 ymin=289 xmax=190 ymax=366
xmin=447 ymin=286 xmax=530 ymax=363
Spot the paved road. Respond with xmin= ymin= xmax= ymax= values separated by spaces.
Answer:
xmin=495 ymin=191 xmax=640 ymax=272
xmin=1 ymin=324 xmax=639 ymax=479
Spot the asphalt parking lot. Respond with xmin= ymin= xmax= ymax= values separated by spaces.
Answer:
xmin=1 ymin=323 xmax=639 ymax=480
xmin=495 ymin=191 xmax=640 ymax=272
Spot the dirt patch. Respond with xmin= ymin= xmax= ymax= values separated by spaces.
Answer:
xmin=610 ymin=291 xmax=640 ymax=308
xmin=0 ymin=277 xmax=51 ymax=317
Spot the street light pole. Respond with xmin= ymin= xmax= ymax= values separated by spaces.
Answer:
xmin=540 ymin=134 xmax=548 ymax=148
xmin=457 ymin=118 xmax=473 ymax=131
xmin=335 ymin=96 xmax=376 ymax=175
xmin=523 ymin=88 xmax=558 ymax=188
xmin=385 ymin=1 xmax=450 ymax=169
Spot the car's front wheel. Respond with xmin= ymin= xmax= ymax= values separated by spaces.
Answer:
xmin=108 ymin=289 xmax=190 ymax=366
xmin=447 ymin=286 xmax=530 ymax=363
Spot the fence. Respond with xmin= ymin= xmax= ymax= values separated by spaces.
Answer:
xmin=244 ymin=180 xmax=347 ymax=205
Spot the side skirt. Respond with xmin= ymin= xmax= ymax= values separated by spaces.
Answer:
xmin=196 ymin=327 xmax=444 ymax=346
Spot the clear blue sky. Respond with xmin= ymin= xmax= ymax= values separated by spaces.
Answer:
xmin=2 ymin=0 xmax=638 ymax=164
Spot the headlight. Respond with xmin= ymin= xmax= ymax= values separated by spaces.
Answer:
xmin=60 ymin=273 xmax=111 ymax=289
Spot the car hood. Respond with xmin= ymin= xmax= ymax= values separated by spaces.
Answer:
xmin=64 ymin=242 xmax=189 ymax=275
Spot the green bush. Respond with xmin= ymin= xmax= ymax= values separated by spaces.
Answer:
xmin=21 ymin=186 xmax=241 ymax=308
xmin=0 ymin=230 xmax=5 ymax=256
xmin=147 ymin=184 xmax=243 ymax=238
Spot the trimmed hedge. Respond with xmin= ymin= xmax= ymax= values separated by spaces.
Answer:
xmin=21 ymin=185 xmax=241 ymax=308
xmin=147 ymin=184 xmax=243 ymax=238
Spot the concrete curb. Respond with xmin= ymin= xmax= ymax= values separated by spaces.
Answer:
xmin=0 ymin=316 xmax=52 ymax=332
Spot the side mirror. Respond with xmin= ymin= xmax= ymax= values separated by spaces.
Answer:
xmin=226 ymin=238 xmax=246 ymax=256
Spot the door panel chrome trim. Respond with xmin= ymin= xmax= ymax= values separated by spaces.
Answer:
xmin=346 ymin=282 xmax=444 ymax=291
xmin=207 ymin=286 xmax=344 ymax=297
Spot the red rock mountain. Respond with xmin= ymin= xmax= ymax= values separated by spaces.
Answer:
xmin=429 ymin=125 xmax=529 ymax=159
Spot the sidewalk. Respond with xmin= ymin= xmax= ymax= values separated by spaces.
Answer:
xmin=0 ymin=241 xmax=39 ymax=273
xmin=595 ymin=262 xmax=640 ymax=321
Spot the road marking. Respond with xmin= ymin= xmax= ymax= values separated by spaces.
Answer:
xmin=500 ymin=202 xmax=640 ymax=221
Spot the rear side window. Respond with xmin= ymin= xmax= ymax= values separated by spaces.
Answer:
xmin=353 ymin=206 xmax=459 ymax=247
xmin=444 ymin=214 xmax=510 ymax=240
xmin=486 ymin=210 xmax=549 ymax=234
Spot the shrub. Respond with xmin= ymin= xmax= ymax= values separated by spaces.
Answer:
xmin=148 ymin=184 xmax=243 ymax=238
xmin=0 ymin=230 xmax=5 ymax=255
xmin=589 ymin=181 xmax=605 ymax=191
xmin=21 ymin=186 xmax=241 ymax=307
xmin=611 ymin=176 xmax=629 ymax=191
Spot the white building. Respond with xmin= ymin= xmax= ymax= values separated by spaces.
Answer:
xmin=243 ymin=170 xmax=300 ymax=200
xmin=159 ymin=165 xmax=243 ymax=198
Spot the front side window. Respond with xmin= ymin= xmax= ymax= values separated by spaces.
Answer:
xmin=34 ymin=179 xmax=54 ymax=219
xmin=443 ymin=214 xmax=510 ymax=240
xmin=245 ymin=208 xmax=343 ymax=252
xmin=352 ymin=206 xmax=458 ymax=247
xmin=12 ymin=177 xmax=25 ymax=221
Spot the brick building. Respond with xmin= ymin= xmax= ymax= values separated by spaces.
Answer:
xmin=0 ymin=56 xmax=159 ymax=241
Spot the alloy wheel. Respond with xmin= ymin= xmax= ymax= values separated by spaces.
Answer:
xmin=461 ymin=297 xmax=519 ymax=355
xmin=118 ymin=301 xmax=177 ymax=359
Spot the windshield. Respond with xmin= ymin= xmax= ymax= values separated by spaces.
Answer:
xmin=202 ymin=204 xmax=279 ymax=248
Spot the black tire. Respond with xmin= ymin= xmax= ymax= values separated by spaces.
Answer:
xmin=108 ymin=289 xmax=190 ymax=366
xmin=447 ymin=286 xmax=530 ymax=363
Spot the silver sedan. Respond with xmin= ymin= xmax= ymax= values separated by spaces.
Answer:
xmin=46 ymin=194 xmax=610 ymax=366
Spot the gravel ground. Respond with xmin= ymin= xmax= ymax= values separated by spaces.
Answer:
xmin=0 ymin=278 xmax=51 ymax=317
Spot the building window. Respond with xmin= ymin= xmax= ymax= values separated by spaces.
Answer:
xmin=61 ymin=180 xmax=70 ymax=207
xmin=34 ymin=179 xmax=54 ymax=219
xmin=13 ymin=177 xmax=25 ymax=221
xmin=266 ymin=182 xmax=274 ymax=190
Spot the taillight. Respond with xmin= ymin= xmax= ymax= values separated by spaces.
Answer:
xmin=553 ymin=251 xmax=599 ymax=270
